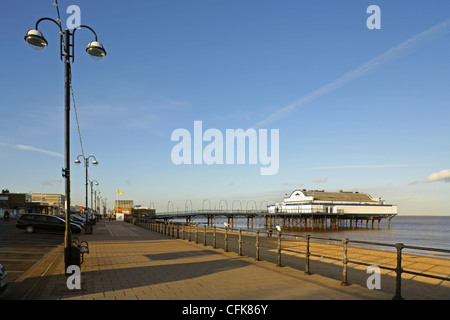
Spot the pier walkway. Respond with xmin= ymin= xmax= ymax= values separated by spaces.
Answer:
xmin=149 ymin=209 xmax=396 ymax=230
xmin=4 ymin=220 xmax=392 ymax=302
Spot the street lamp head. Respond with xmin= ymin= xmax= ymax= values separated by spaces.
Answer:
xmin=74 ymin=159 xmax=81 ymax=164
xmin=24 ymin=29 xmax=48 ymax=51
xmin=86 ymin=41 xmax=106 ymax=60
xmin=92 ymin=159 xmax=99 ymax=165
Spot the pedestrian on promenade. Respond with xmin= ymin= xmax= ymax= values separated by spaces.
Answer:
xmin=268 ymin=228 xmax=272 ymax=237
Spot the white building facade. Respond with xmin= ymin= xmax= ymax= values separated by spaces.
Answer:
xmin=268 ymin=189 xmax=397 ymax=216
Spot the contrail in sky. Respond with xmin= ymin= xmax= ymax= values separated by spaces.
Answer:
xmin=253 ymin=18 xmax=450 ymax=129
xmin=14 ymin=144 xmax=63 ymax=158
xmin=1 ymin=142 xmax=63 ymax=158
xmin=306 ymin=164 xmax=427 ymax=170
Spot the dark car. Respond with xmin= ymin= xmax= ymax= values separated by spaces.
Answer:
xmin=0 ymin=264 xmax=7 ymax=293
xmin=56 ymin=214 xmax=85 ymax=227
xmin=16 ymin=214 xmax=82 ymax=234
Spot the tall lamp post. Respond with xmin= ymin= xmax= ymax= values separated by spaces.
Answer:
xmin=25 ymin=18 xmax=106 ymax=272
xmin=75 ymin=154 xmax=99 ymax=223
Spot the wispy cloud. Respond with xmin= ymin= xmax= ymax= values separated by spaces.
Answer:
xmin=423 ymin=169 xmax=450 ymax=183
xmin=307 ymin=164 xmax=425 ymax=170
xmin=282 ymin=182 xmax=304 ymax=187
xmin=42 ymin=179 xmax=62 ymax=186
xmin=252 ymin=18 xmax=450 ymax=128
xmin=15 ymin=144 xmax=63 ymax=158
xmin=313 ymin=176 xmax=328 ymax=183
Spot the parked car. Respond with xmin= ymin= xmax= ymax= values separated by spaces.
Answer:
xmin=0 ymin=264 xmax=8 ymax=292
xmin=16 ymin=214 xmax=82 ymax=234
xmin=56 ymin=214 xmax=85 ymax=227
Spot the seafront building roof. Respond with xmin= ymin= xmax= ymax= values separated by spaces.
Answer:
xmin=282 ymin=189 xmax=383 ymax=204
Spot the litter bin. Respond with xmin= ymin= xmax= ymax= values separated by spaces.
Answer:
xmin=70 ymin=245 xmax=81 ymax=268
xmin=84 ymin=222 xmax=93 ymax=234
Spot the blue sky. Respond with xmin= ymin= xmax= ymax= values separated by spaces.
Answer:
xmin=1 ymin=0 xmax=449 ymax=215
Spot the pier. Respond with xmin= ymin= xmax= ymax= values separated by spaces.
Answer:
xmin=145 ymin=189 xmax=397 ymax=231
xmin=148 ymin=210 xmax=397 ymax=230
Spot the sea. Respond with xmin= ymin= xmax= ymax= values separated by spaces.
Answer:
xmin=171 ymin=215 xmax=450 ymax=259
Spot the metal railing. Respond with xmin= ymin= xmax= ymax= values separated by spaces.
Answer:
xmin=132 ymin=218 xmax=450 ymax=300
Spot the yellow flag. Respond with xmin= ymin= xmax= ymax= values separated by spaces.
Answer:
xmin=118 ymin=189 xmax=124 ymax=195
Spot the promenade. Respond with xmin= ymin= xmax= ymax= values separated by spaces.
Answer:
xmin=4 ymin=220 xmax=396 ymax=302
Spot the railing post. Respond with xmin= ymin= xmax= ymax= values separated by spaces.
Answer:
xmin=277 ymin=231 xmax=282 ymax=267
xmin=305 ymin=235 xmax=311 ymax=275
xmin=188 ymin=223 xmax=191 ymax=241
xmin=255 ymin=230 xmax=260 ymax=261
xmin=393 ymin=243 xmax=404 ymax=300
xmin=341 ymin=238 xmax=349 ymax=286
xmin=195 ymin=224 xmax=199 ymax=243
xmin=225 ymin=227 xmax=228 ymax=252
xmin=176 ymin=224 xmax=179 ymax=239
xmin=213 ymin=226 xmax=216 ymax=248
xmin=203 ymin=225 xmax=207 ymax=246
xmin=238 ymin=229 xmax=242 ymax=256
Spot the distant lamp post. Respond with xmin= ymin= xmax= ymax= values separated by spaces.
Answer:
xmin=90 ymin=180 xmax=99 ymax=214
xmin=75 ymin=154 xmax=99 ymax=223
xmin=95 ymin=190 xmax=101 ymax=214
xmin=25 ymin=15 xmax=106 ymax=272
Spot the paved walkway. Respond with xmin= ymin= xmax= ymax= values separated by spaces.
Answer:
xmin=5 ymin=220 xmax=392 ymax=301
